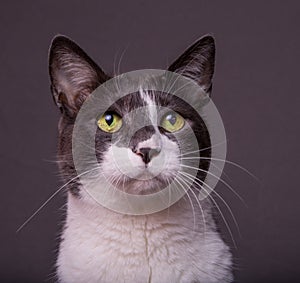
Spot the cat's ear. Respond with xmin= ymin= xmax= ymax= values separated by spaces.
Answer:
xmin=168 ymin=35 xmax=215 ymax=94
xmin=49 ymin=35 xmax=110 ymax=117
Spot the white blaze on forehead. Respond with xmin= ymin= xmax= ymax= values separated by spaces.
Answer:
xmin=137 ymin=133 xmax=162 ymax=151
xmin=139 ymin=88 xmax=158 ymax=126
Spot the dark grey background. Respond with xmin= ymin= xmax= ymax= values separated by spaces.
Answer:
xmin=1 ymin=1 xmax=299 ymax=282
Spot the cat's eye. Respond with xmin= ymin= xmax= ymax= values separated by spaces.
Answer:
xmin=97 ymin=112 xmax=122 ymax=133
xmin=161 ymin=112 xmax=185 ymax=132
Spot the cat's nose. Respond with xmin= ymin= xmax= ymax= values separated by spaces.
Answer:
xmin=134 ymin=147 xmax=160 ymax=164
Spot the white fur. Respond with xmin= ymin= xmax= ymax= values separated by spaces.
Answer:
xmin=99 ymin=134 xmax=180 ymax=189
xmin=57 ymin=193 xmax=232 ymax=283
xmin=140 ymin=89 xmax=158 ymax=126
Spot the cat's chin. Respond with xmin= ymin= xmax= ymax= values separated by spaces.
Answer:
xmin=115 ymin=176 xmax=170 ymax=195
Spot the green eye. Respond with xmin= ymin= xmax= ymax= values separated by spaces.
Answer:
xmin=97 ymin=112 xmax=122 ymax=133
xmin=161 ymin=112 xmax=185 ymax=132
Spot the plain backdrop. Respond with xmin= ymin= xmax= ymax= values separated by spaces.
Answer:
xmin=1 ymin=1 xmax=299 ymax=282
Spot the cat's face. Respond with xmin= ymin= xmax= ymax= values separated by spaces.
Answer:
xmin=49 ymin=35 xmax=215 ymax=200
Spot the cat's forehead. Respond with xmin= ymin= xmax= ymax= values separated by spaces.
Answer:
xmin=109 ymin=89 xmax=179 ymax=115
xmin=108 ymin=89 xmax=197 ymax=125
xmin=108 ymin=89 xmax=158 ymax=115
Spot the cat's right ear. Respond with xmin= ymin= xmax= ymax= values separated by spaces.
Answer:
xmin=168 ymin=35 xmax=215 ymax=95
xmin=48 ymin=35 xmax=109 ymax=117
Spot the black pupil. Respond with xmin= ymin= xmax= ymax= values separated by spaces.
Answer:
xmin=166 ymin=113 xmax=177 ymax=125
xmin=105 ymin=113 xmax=114 ymax=126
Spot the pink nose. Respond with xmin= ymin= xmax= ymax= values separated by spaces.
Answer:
xmin=134 ymin=147 xmax=160 ymax=164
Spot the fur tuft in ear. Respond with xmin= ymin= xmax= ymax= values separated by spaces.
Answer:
xmin=168 ymin=35 xmax=215 ymax=94
xmin=48 ymin=35 xmax=110 ymax=117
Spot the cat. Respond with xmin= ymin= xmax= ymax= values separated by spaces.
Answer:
xmin=48 ymin=34 xmax=233 ymax=283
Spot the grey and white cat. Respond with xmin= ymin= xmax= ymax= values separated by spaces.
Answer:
xmin=49 ymin=35 xmax=233 ymax=283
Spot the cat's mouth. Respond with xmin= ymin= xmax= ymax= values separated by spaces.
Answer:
xmin=133 ymin=166 xmax=158 ymax=179
xmin=111 ymin=173 xmax=174 ymax=195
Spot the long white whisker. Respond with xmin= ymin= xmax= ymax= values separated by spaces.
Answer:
xmin=16 ymin=166 xmax=101 ymax=233
xmin=179 ymin=171 xmax=241 ymax=237
xmin=176 ymin=174 xmax=207 ymax=237
xmin=165 ymin=175 xmax=173 ymax=219
xmin=205 ymin=161 xmax=232 ymax=181
xmin=180 ymin=164 xmax=246 ymax=205
xmin=173 ymin=178 xmax=196 ymax=230
xmin=204 ymin=188 xmax=237 ymax=249
xmin=178 ymin=140 xmax=227 ymax=158
xmin=117 ymin=44 xmax=129 ymax=76
xmin=179 ymin=171 xmax=237 ymax=248
xmin=180 ymin=156 xmax=259 ymax=182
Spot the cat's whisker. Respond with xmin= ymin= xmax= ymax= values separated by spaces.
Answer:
xmin=43 ymin=158 xmax=65 ymax=164
xmin=116 ymin=44 xmax=129 ymax=76
xmin=179 ymin=171 xmax=241 ymax=238
xmin=184 ymin=159 xmax=231 ymax=181
xmin=177 ymin=140 xmax=227 ymax=158
xmin=121 ymin=174 xmax=133 ymax=210
xmin=210 ymin=162 xmax=232 ymax=181
xmin=113 ymin=52 xmax=125 ymax=95
xmin=165 ymin=175 xmax=172 ymax=219
xmin=112 ymin=45 xmax=130 ymax=96
xmin=180 ymin=156 xmax=259 ymax=182
xmin=206 ymin=191 xmax=237 ymax=249
xmin=16 ymin=166 xmax=102 ymax=233
xmin=113 ymin=52 xmax=118 ymax=77
xmin=178 ymin=171 xmax=237 ymax=248
xmin=173 ymin=178 xmax=197 ymax=230
xmin=175 ymin=174 xmax=207 ymax=237
xmin=180 ymin=164 xmax=246 ymax=205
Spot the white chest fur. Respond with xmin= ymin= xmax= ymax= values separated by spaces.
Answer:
xmin=57 ymin=194 xmax=232 ymax=283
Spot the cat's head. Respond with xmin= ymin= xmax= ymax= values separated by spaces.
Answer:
xmin=49 ymin=35 xmax=215 ymax=203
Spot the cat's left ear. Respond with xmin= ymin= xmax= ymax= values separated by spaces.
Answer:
xmin=49 ymin=35 xmax=110 ymax=117
xmin=168 ymin=35 xmax=215 ymax=94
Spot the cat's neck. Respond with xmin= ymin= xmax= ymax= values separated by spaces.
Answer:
xmin=65 ymin=190 xmax=213 ymax=232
